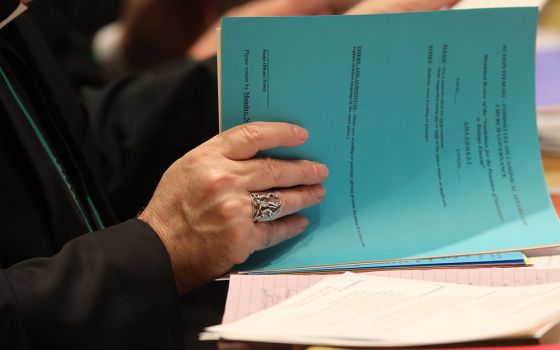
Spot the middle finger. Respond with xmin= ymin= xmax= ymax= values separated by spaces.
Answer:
xmin=242 ymin=157 xmax=329 ymax=191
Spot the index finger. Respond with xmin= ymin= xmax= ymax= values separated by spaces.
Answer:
xmin=213 ymin=122 xmax=309 ymax=160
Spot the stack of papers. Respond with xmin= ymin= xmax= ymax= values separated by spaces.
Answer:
xmin=243 ymin=252 xmax=527 ymax=274
xmin=206 ymin=273 xmax=560 ymax=347
xmin=221 ymin=264 xmax=560 ymax=325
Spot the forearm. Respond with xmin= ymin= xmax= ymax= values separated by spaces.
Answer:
xmin=2 ymin=219 xmax=184 ymax=349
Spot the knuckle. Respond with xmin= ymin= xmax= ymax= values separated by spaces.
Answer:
xmin=239 ymin=123 xmax=265 ymax=144
xmin=308 ymin=161 xmax=326 ymax=179
xmin=298 ymin=160 xmax=315 ymax=179
xmin=215 ymin=198 xmax=246 ymax=221
xmin=295 ymin=160 xmax=323 ymax=181
xmin=204 ymin=171 xmax=237 ymax=196
xmin=182 ymin=146 xmax=209 ymax=163
xmin=312 ymin=162 xmax=326 ymax=178
xmin=264 ymin=157 xmax=283 ymax=183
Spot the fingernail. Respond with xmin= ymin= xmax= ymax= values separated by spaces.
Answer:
xmin=315 ymin=163 xmax=329 ymax=179
xmin=297 ymin=216 xmax=309 ymax=230
xmin=294 ymin=126 xmax=309 ymax=142
xmin=314 ymin=184 xmax=326 ymax=201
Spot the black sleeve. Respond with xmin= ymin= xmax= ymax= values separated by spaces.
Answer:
xmin=0 ymin=219 xmax=184 ymax=350
xmin=83 ymin=58 xmax=219 ymax=220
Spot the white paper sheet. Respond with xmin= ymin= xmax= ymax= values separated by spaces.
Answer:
xmin=208 ymin=273 xmax=560 ymax=347
xmin=223 ymin=266 xmax=560 ymax=324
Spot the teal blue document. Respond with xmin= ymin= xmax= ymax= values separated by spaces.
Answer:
xmin=220 ymin=8 xmax=560 ymax=273
xmin=245 ymin=252 xmax=527 ymax=274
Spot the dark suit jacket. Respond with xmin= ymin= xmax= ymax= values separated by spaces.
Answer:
xmin=0 ymin=3 xmax=219 ymax=348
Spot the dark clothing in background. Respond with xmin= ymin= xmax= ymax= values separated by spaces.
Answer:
xmin=0 ymin=5 xmax=220 ymax=349
xmin=25 ymin=0 xmax=247 ymax=86
xmin=84 ymin=57 xmax=219 ymax=220
xmin=27 ymin=0 xmax=121 ymax=88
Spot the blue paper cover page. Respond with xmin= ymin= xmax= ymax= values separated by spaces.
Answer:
xmin=220 ymin=8 xmax=560 ymax=272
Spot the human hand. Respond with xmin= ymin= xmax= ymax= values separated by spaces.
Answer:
xmin=344 ymin=0 xmax=459 ymax=15
xmin=189 ymin=0 xmax=334 ymax=60
xmin=119 ymin=0 xmax=215 ymax=69
xmin=139 ymin=122 xmax=328 ymax=294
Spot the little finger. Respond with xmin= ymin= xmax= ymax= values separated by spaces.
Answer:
xmin=253 ymin=215 xmax=310 ymax=251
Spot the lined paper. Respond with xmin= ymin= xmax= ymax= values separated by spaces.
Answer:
xmin=223 ymin=267 xmax=560 ymax=324
xmin=211 ymin=273 xmax=560 ymax=347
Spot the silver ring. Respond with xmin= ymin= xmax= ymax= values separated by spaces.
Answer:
xmin=250 ymin=191 xmax=282 ymax=222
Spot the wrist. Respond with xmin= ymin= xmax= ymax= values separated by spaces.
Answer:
xmin=138 ymin=210 xmax=188 ymax=294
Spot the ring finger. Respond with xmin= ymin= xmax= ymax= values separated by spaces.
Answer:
xmin=250 ymin=184 xmax=325 ymax=222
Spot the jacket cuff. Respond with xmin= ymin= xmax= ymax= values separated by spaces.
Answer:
xmin=6 ymin=219 xmax=183 ymax=349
